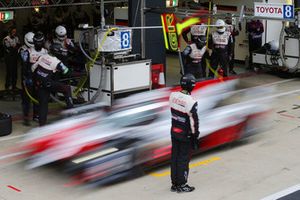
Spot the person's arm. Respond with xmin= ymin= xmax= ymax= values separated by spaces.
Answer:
xmin=208 ymin=34 xmax=213 ymax=50
xmin=182 ymin=27 xmax=191 ymax=44
xmin=228 ymin=34 xmax=233 ymax=58
xmin=20 ymin=49 xmax=29 ymax=63
xmin=56 ymin=62 xmax=69 ymax=75
xmin=257 ymin=21 xmax=264 ymax=34
xmin=189 ymin=100 xmax=200 ymax=150
xmin=232 ymin=27 xmax=239 ymax=37
xmin=189 ymin=101 xmax=199 ymax=138
xmin=20 ymin=49 xmax=31 ymax=79
xmin=246 ymin=21 xmax=250 ymax=33
xmin=3 ymin=38 xmax=12 ymax=52
xmin=31 ymin=57 xmax=40 ymax=72
xmin=182 ymin=46 xmax=192 ymax=57
xmin=15 ymin=37 xmax=21 ymax=49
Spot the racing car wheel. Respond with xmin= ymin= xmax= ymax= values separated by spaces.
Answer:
xmin=0 ymin=112 xmax=12 ymax=136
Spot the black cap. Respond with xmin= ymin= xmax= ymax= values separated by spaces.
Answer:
xmin=180 ymin=73 xmax=196 ymax=92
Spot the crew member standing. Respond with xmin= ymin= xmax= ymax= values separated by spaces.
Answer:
xmin=32 ymin=43 xmax=74 ymax=126
xmin=53 ymin=25 xmax=75 ymax=64
xmin=182 ymin=34 xmax=208 ymax=79
xmin=19 ymin=32 xmax=35 ymax=125
xmin=246 ymin=19 xmax=264 ymax=69
xmin=3 ymin=27 xmax=20 ymax=90
xmin=208 ymin=19 xmax=233 ymax=78
xmin=169 ymin=73 xmax=199 ymax=193
xmin=29 ymin=32 xmax=48 ymax=122
xmin=225 ymin=18 xmax=239 ymax=74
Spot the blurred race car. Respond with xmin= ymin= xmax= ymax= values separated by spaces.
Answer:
xmin=18 ymin=78 xmax=273 ymax=186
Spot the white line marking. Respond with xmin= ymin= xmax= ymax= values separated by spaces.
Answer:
xmin=0 ymin=151 xmax=27 ymax=161
xmin=0 ymin=135 xmax=24 ymax=142
xmin=261 ymin=184 xmax=300 ymax=200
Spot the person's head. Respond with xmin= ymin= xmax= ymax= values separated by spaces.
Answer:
xmin=9 ymin=27 xmax=17 ymax=37
xmin=180 ymin=73 xmax=196 ymax=93
xmin=192 ymin=35 xmax=207 ymax=49
xmin=225 ymin=17 xmax=232 ymax=25
xmin=33 ymin=31 xmax=45 ymax=51
xmin=24 ymin=32 xmax=34 ymax=48
xmin=55 ymin=25 xmax=67 ymax=41
xmin=215 ymin=19 xmax=226 ymax=33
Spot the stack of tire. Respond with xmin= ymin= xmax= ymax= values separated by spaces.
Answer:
xmin=0 ymin=113 xmax=12 ymax=136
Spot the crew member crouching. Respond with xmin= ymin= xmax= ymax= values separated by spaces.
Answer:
xmin=32 ymin=43 xmax=74 ymax=126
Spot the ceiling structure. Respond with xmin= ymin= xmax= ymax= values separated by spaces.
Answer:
xmin=0 ymin=0 xmax=127 ymax=9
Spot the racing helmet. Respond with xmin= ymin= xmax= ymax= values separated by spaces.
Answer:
xmin=55 ymin=25 xmax=67 ymax=41
xmin=24 ymin=32 xmax=34 ymax=48
xmin=180 ymin=73 xmax=196 ymax=92
xmin=216 ymin=19 xmax=226 ymax=33
xmin=190 ymin=24 xmax=207 ymax=36
xmin=33 ymin=31 xmax=45 ymax=51
xmin=264 ymin=40 xmax=279 ymax=53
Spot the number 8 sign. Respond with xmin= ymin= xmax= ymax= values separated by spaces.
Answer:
xmin=283 ymin=5 xmax=294 ymax=19
xmin=121 ymin=31 xmax=131 ymax=49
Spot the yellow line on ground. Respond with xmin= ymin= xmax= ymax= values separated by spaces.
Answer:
xmin=149 ymin=156 xmax=221 ymax=178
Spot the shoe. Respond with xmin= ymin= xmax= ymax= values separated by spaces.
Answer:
xmin=229 ymin=70 xmax=237 ymax=75
xmin=170 ymin=185 xmax=177 ymax=192
xmin=176 ymin=184 xmax=195 ymax=193
xmin=32 ymin=115 xmax=39 ymax=122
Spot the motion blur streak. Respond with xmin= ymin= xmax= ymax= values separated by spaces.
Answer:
xmin=2 ymin=77 xmax=298 ymax=186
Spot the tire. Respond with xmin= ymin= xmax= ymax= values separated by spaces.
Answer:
xmin=0 ymin=113 xmax=12 ymax=136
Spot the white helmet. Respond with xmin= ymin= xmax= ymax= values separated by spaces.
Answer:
xmin=55 ymin=25 xmax=67 ymax=41
xmin=24 ymin=32 xmax=34 ymax=48
xmin=190 ymin=24 xmax=207 ymax=36
xmin=266 ymin=40 xmax=279 ymax=52
xmin=215 ymin=19 xmax=226 ymax=33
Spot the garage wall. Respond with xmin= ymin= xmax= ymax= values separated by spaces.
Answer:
xmin=265 ymin=0 xmax=292 ymax=43
xmin=128 ymin=0 xmax=166 ymax=65
xmin=1 ymin=4 xmax=99 ymax=44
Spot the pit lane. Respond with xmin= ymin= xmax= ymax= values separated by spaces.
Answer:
xmin=1 ymin=73 xmax=300 ymax=200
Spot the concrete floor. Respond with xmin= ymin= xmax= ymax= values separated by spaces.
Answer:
xmin=1 ymin=56 xmax=300 ymax=199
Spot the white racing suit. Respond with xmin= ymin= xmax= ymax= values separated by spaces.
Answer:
xmin=32 ymin=54 xmax=73 ymax=126
xmin=182 ymin=44 xmax=207 ymax=78
xmin=169 ymin=91 xmax=199 ymax=186
xmin=19 ymin=46 xmax=47 ymax=121
xmin=208 ymin=31 xmax=233 ymax=77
